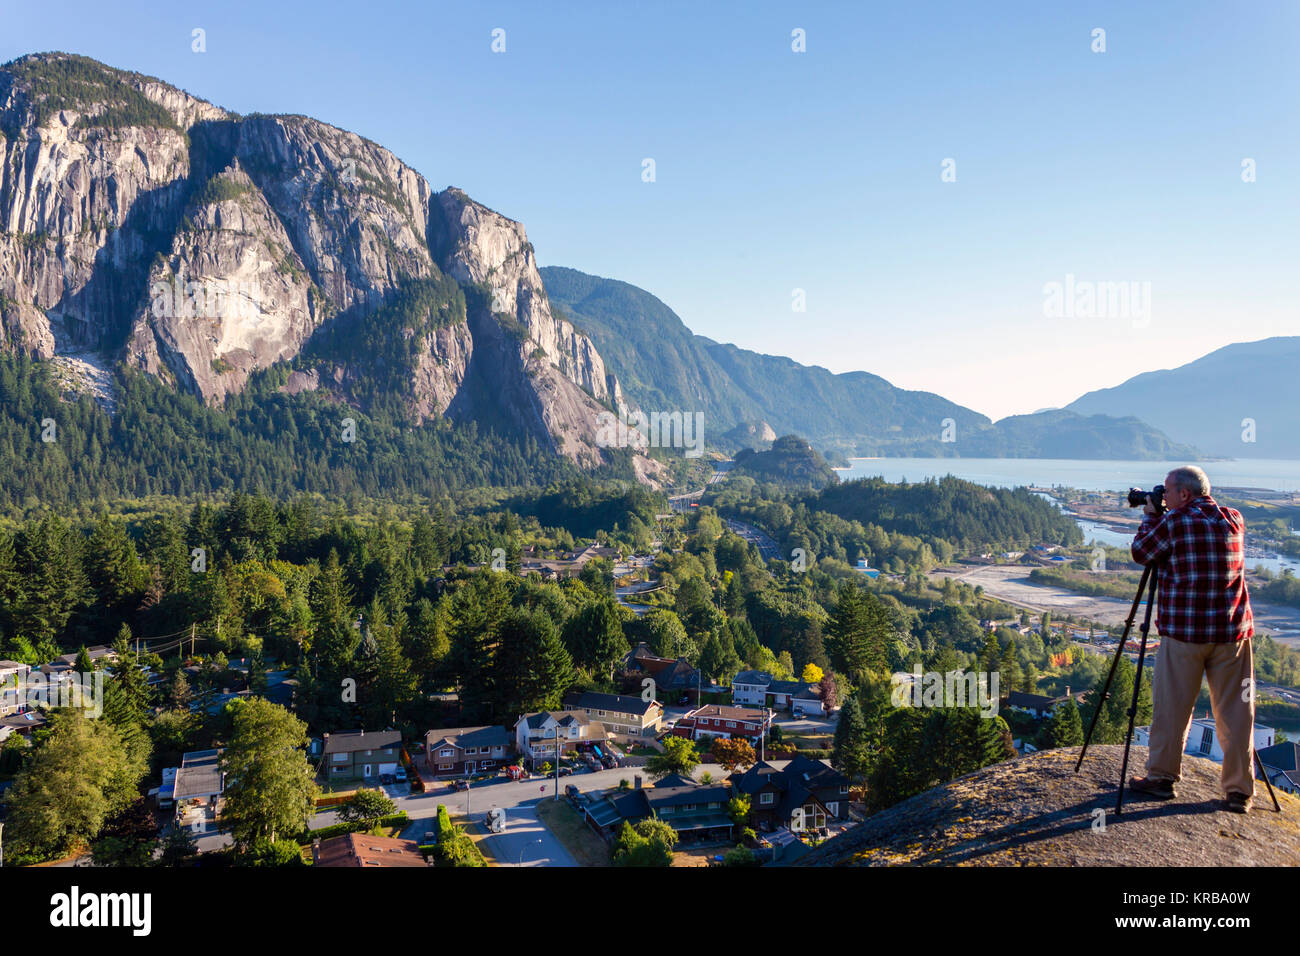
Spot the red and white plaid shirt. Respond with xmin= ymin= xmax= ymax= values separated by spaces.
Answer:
xmin=1130 ymin=495 xmax=1253 ymax=644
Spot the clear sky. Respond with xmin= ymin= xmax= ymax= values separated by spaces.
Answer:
xmin=4 ymin=0 xmax=1297 ymax=421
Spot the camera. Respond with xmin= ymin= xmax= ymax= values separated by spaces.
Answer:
xmin=1127 ymin=484 xmax=1165 ymax=515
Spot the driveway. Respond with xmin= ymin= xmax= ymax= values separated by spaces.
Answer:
xmin=774 ymin=712 xmax=838 ymax=735
xmin=474 ymin=801 xmax=577 ymax=867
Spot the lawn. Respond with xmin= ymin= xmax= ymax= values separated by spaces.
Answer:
xmin=536 ymin=799 xmax=611 ymax=867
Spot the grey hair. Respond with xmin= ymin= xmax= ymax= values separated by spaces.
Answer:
xmin=1167 ymin=465 xmax=1210 ymax=497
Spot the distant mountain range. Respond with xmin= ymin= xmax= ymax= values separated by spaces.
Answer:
xmin=542 ymin=266 xmax=1199 ymax=461
xmin=1068 ymin=337 xmax=1300 ymax=459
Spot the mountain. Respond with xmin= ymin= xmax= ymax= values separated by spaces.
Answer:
xmin=796 ymin=746 xmax=1300 ymax=866
xmin=541 ymin=264 xmax=989 ymax=455
xmin=1067 ymin=337 xmax=1300 ymax=459
xmin=731 ymin=434 xmax=838 ymax=489
xmin=541 ymin=266 xmax=1197 ymax=460
xmin=0 ymin=52 xmax=658 ymax=480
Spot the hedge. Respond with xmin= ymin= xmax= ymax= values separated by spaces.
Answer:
xmin=297 ymin=812 xmax=409 ymax=845
xmin=431 ymin=804 xmax=486 ymax=867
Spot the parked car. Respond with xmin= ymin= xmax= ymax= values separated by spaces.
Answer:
xmin=379 ymin=773 xmax=395 ymax=785
xmin=451 ymin=778 xmax=469 ymax=791
xmin=394 ymin=768 xmax=407 ymax=783
xmin=557 ymin=766 xmax=572 ymax=777
xmin=565 ymin=784 xmax=580 ymax=799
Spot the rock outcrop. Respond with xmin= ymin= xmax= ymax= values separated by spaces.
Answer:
xmin=126 ymin=163 xmax=318 ymax=401
xmin=796 ymin=746 xmax=1300 ymax=867
xmin=431 ymin=188 xmax=645 ymax=468
xmin=0 ymin=52 xmax=658 ymax=478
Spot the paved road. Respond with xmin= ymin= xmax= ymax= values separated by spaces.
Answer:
xmin=473 ymin=801 xmax=577 ymax=867
xmin=724 ymin=517 xmax=781 ymax=562
xmin=668 ymin=460 xmax=733 ymax=513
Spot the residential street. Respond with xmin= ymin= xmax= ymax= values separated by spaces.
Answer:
xmin=307 ymin=759 xmax=805 ymax=866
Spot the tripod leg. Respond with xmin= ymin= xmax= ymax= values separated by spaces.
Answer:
xmin=1077 ymin=565 xmax=1152 ymax=773
xmin=1254 ymin=748 xmax=1282 ymax=812
xmin=1116 ymin=566 xmax=1159 ymax=815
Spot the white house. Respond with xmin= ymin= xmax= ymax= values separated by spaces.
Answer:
xmin=0 ymin=660 xmax=31 ymax=717
xmin=731 ymin=670 xmax=826 ymax=716
xmin=1134 ymin=718 xmax=1275 ymax=764
xmin=514 ymin=710 xmax=605 ymax=768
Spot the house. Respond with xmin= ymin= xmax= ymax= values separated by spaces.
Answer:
xmin=563 ymin=691 xmax=664 ymax=740
xmin=41 ymin=646 xmax=117 ymax=676
xmin=514 ymin=711 xmax=606 ymax=768
xmin=673 ymin=704 xmax=773 ymax=742
xmin=173 ymin=749 xmax=225 ymax=833
xmin=1003 ymin=689 xmax=1080 ymax=720
xmin=728 ymin=755 xmax=851 ymax=834
xmin=730 ymin=671 xmax=825 ymax=715
xmin=425 ymin=725 xmax=512 ymax=776
xmin=621 ymin=644 xmax=701 ymax=703
xmin=0 ymin=709 xmax=45 ymax=743
xmin=0 ymin=660 xmax=30 ymax=717
xmin=854 ymin=558 xmax=881 ymax=579
xmin=1134 ymin=718 xmax=1275 ymax=764
xmin=582 ymin=773 xmax=734 ymax=846
xmin=322 ymin=729 xmax=403 ymax=783
xmin=1256 ymin=742 xmax=1300 ymax=795
xmin=313 ymin=833 xmax=428 ymax=867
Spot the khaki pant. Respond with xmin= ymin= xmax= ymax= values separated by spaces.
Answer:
xmin=1146 ymin=636 xmax=1255 ymax=798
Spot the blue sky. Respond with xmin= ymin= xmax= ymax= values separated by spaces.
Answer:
xmin=4 ymin=0 xmax=1297 ymax=420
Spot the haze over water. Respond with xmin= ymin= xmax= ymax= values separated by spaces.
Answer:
xmin=840 ymin=458 xmax=1300 ymax=494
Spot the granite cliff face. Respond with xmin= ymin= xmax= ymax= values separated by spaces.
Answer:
xmin=126 ymin=163 xmax=319 ymax=401
xmin=0 ymin=52 xmax=652 ymax=476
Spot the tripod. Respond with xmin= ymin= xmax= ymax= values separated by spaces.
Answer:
xmin=1075 ymin=562 xmax=1281 ymax=814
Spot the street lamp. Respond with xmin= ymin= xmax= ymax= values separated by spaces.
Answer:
xmin=518 ymin=837 xmax=542 ymax=867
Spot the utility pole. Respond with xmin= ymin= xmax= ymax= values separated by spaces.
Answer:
xmin=190 ymin=623 xmax=196 ymax=660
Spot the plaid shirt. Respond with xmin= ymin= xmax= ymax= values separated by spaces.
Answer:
xmin=1130 ymin=495 xmax=1253 ymax=644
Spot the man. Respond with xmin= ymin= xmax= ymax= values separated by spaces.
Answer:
xmin=1127 ymin=466 xmax=1256 ymax=813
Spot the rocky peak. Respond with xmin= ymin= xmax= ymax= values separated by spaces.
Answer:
xmin=433 ymin=188 xmax=618 ymax=406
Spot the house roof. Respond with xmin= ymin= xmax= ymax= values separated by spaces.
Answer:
xmin=729 ymin=755 xmax=848 ymax=802
xmin=518 ymin=710 xmax=591 ymax=731
xmin=322 ymin=729 xmax=403 ymax=755
xmin=684 ymin=704 xmax=769 ymax=722
xmin=1005 ymin=691 xmax=1065 ymax=709
xmin=426 ymin=725 xmax=510 ymax=750
xmin=1258 ymin=741 xmax=1300 ymax=773
xmin=567 ymin=691 xmax=660 ymax=717
xmin=733 ymin=670 xmax=773 ymax=686
xmin=766 ymin=679 xmax=819 ymax=699
xmin=173 ymin=749 xmax=224 ymax=801
xmin=314 ymin=833 xmax=427 ymax=868
xmin=0 ymin=711 xmax=46 ymax=733
xmin=645 ymin=775 xmax=731 ymax=808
